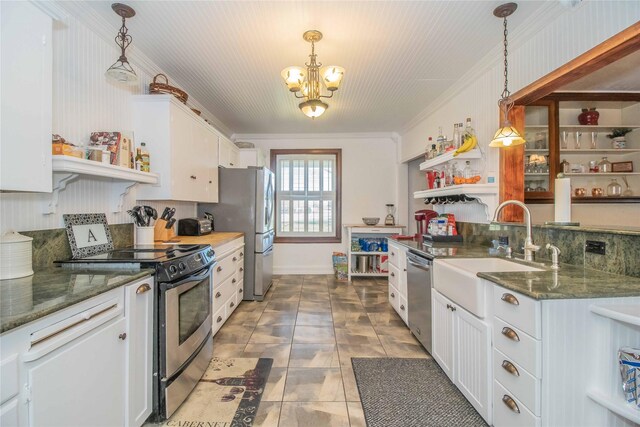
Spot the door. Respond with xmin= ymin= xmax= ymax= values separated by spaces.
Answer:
xmin=27 ymin=318 xmax=126 ymax=427
xmin=432 ymin=291 xmax=455 ymax=381
xmin=256 ymin=168 xmax=275 ymax=233
xmin=254 ymin=246 xmax=273 ymax=299
xmin=455 ymin=306 xmax=492 ymax=424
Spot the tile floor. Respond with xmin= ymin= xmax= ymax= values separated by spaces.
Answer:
xmin=211 ymin=274 xmax=430 ymax=427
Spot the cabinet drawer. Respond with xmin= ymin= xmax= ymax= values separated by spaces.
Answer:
xmin=0 ymin=356 xmax=18 ymax=404
xmin=236 ymin=280 xmax=244 ymax=301
xmin=493 ymin=380 xmax=540 ymax=427
xmin=0 ymin=398 xmax=18 ymax=427
xmin=226 ymin=293 xmax=238 ymax=318
xmin=231 ymin=248 xmax=244 ymax=266
xmin=493 ymin=286 xmax=541 ymax=339
xmin=212 ymin=305 xmax=226 ymax=336
xmin=388 ymin=243 xmax=401 ymax=268
xmin=389 ymin=264 xmax=400 ymax=289
xmin=213 ymin=275 xmax=236 ymax=314
xmin=398 ymin=295 xmax=408 ymax=324
xmin=493 ymin=348 xmax=540 ymax=415
xmin=493 ymin=317 xmax=541 ymax=378
xmin=214 ymin=254 xmax=236 ymax=284
xmin=388 ymin=284 xmax=400 ymax=313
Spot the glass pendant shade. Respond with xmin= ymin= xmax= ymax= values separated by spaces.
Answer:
xmin=299 ymin=99 xmax=328 ymax=118
xmin=105 ymin=58 xmax=138 ymax=85
xmin=320 ymin=66 xmax=345 ymax=91
xmin=489 ymin=123 xmax=526 ymax=147
xmin=281 ymin=67 xmax=306 ymax=92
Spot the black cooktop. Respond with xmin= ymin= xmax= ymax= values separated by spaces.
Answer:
xmin=63 ymin=244 xmax=208 ymax=263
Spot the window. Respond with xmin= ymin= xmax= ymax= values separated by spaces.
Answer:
xmin=270 ymin=149 xmax=342 ymax=243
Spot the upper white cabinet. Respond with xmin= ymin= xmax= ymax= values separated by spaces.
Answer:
xmin=0 ymin=1 xmax=52 ymax=192
xmin=238 ymin=148 xmax=267 ymax=168
xmin=133 ymin=95 xmax=219 ymax=202
xmin=218 ymin=136 xmax=239 ymax=168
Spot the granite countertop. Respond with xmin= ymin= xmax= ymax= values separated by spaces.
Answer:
xmin=172 ymin=232 xmax=244 ymax=248
xmin=389 ymin=237 xmax=640 ymax=300
xmin=0 ymin=267 xmax=154 ymax=334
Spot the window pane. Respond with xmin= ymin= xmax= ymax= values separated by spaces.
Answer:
xmin=323 ymin=200 xmax=333 ymax=232
xmin=308 ymin=200 xmax=319 ymax=232
xmin=323 ymin=160 xmax=333 ymax=192
xmin=309 ymin=160 xmax=320 ymax=192
xmin=293 ymin=160 xmax=305 ymax=192
xmin=280 ymin=160 xmax=290 ymax=192
xmin=280 ymin=200 xmax=290 ymax=232
xmin=293 ymin=200 xmax=305 ymax=232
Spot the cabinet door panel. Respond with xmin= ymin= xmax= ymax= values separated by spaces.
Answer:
xmin=431 ymin=291 xmax=454 ymax=380
xmin=455 ymin=306 xmax=491 ymax=423
xmin=27 ymin=318 xmax=126 ymax=427
xmin=170 ymin=105 xmax=197 ymax=201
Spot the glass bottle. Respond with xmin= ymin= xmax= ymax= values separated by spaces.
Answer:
xmin=426 ymin=137 xmax=434 ymax=159
xmin=436 ymin=127 xmax=445 ymax=155
xmin=598 ymin=156 xmax=612 ymax=173
xmin=134 ymin=147 xmax=143 ymax=171
xmin=140 ymin=142 xmax=150 ymax=172
xmin=452 ymin=124 xmax=460 ymax=149
xmin=607 ymin=179 xmax=622 ymax=196
xmin=429 ymin=144 xmax=438 ymax=160
xmin=560 ymin=159 xmax=570 ymax=174
xmin=463 ymin=161 xmax=472 ymax=179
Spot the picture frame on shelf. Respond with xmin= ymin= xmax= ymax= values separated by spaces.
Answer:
xmin=611 ymin=161 xmax=634 ymax=173
xmin=63 ymin=213 xmax=114 ymax=259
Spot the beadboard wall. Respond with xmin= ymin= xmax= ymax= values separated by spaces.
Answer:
xmin=0 ymin=5 xmax=216 ymax=233
xmin=401 ymin=1 xmax=640 ymax=225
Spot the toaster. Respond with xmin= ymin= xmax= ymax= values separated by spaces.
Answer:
xmin=177 ymin=218 xmax=212 ymax=236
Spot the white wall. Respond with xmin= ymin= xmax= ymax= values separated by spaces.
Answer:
xmin=234 ymin=134 xmax=399 ymax=274
xmin=400 ymin=1 xmax=640 ymax=225
xmin=0 ymin=3 xmax=222 ymax=233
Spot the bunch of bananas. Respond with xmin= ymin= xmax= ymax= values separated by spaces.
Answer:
xmin=453 ymin=133 xmax=477 ymax=157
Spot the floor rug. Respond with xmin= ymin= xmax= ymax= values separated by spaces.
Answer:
xmin=351 ymin=357 xmax=488 ymax=427
xmin=154 ymin=357 xmax=273 ymax=427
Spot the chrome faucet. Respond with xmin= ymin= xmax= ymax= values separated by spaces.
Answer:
xmin=492 ymin=200 xmax=540 ymax=262
xmin=546 ymin=243 xmax=561 ymax=269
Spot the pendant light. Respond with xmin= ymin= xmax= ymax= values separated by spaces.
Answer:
xmin=489 ymin=3 xmax=525 ymax=148
xmin=105 ymin=3 xmax=138 ymax=85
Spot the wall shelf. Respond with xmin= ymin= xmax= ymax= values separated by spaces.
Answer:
xmin=587 ymin=389 xmax=640 ymax=425
xmin=46 ymin=156 xmax=159 ymax=214
xmin=419 ymin=148 xmax=482 ymax=171
xmin=559 ymin=124 xmax=640 ymax=130
xmin=560 ymin=148 xmax=640 ymax=154
xmin=565 ymin=172 xmax=640 ymax=177
xmin=589 ymin=304 xmax=640 ymax=327
xmin=413 ymin=184 xmax=498 ymax=221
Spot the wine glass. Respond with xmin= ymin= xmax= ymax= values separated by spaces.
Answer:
xmin=574 ymin=131 xmax=582 ymax=149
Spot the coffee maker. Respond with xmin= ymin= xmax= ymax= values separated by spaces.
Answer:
xmin=415 ymin=209 xmax=438 ymax=238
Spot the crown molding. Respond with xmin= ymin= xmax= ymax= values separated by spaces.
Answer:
xmin=401 ymin=1 xmax=566 ymax=134
xmin=232 ymin=132 xmax=399 ymax=142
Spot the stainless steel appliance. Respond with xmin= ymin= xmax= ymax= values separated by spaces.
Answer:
xmin=406 ymin=250 xmax=433 ymax=354
xmin=58 ymin=244 xmax=215 ymax=421
xmin=177 ymin=217 xmax=212 ymax=236
xmin=199 ymin=166 xmax=274 ymax=301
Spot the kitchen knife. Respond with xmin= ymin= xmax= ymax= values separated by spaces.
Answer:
xmin=166 ymin=208 xmax=176 ymax=221
xmin=165 ymin=218 xmax=176 ymax=229
xmin=160 ymin=206 xmax=171 ymax=220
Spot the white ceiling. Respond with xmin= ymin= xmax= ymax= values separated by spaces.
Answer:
xmin=74 ymin=1 xmax=546 ymax=134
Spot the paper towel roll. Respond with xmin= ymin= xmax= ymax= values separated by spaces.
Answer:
xmin=554 ymin=177 xmax=572 ymax=223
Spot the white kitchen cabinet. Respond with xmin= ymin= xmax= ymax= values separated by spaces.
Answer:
xmin=133 ymin=95 xmax=219 ymax=202
xmin=211 ymin=236 xmax=245 ymax=334
xmin=0 ymin=1 xmax=52 ymax=192
xmin=219 ymin=136 xmax=239 ymax=168
xmin=432 ymin=289 xmax=491 ymax=423
xmin=238 ymin=148 xmax=267 ymax=168
xmin=346 ymin=225 xmax=404 ymax=282
xmin=387 ymin=239 xmax=409 ymax=324
xmin=125 ymin=280 xmax=154 ymax=427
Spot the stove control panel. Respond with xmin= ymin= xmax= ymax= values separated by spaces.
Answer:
xmin=158 ymin=246 xmax=216 ymax=282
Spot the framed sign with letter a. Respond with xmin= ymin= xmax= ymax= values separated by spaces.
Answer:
xmin=63 ymin=213 xmax=114 ymax=258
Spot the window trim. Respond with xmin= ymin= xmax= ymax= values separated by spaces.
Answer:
xmin=270 ymin=148 xmax=342 ymax=244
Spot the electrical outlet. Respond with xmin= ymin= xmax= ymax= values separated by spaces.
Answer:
xmin=585 ymin=240 xmax=606 ymax=255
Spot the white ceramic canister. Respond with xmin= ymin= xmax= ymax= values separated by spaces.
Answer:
xmin=0 ymin=231 xmax=34 ymax=280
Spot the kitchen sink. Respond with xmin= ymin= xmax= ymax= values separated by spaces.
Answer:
xmin=433 ymin=257 xmax=543 ymax=318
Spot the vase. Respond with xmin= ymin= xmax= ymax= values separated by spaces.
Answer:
xmin=578 ymin=108 xmax=600 ymax=125
xmin=611 ymin=136 xmax=626 ymax=149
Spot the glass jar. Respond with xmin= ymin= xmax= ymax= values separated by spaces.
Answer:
xmin=607 ymin=179 xmax=622 ymax=196
xmin=598 ymin=156 xmax=612 ymax=173
xmin=561 ymin=159 xmax=570 ymax=174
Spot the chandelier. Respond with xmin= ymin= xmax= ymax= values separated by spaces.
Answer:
xmin=489 ymin=3 xmax=525 ymax=148
xmin=281 ymin=30 xmax=345 ymax=119
xmin=105 ymin=3 xmax=138 ymax=85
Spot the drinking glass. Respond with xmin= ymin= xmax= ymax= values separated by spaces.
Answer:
xmin=561 ymin=131 xmax=569 ymax=149
xmin=590 ymin=132 xmax=598 ymax=149
xmin=574 ymin=131 xmax=582 ymax=149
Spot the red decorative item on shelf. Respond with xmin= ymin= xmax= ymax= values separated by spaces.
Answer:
xmin=578 ymin=108 xmax=599 ymax=125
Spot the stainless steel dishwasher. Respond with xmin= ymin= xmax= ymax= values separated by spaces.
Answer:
xmin=406 ymin=250 xmax=433 ymax=354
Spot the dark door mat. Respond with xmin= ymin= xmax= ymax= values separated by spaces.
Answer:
xmin=351 ymin=357 xmax=488 ymax=427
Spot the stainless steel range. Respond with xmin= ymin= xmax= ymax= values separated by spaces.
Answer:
xmin=59 ymin=244 xmax=216 ymax=421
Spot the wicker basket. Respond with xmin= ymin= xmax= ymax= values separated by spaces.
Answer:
xmin=149 ymin=74 xmax=188 ymax=104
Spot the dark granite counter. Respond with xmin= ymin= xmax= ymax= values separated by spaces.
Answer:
xmin=0 ymin=267 xmax=154 ymax=334
xmin=389 ymin=237 xmax=640 ymax=300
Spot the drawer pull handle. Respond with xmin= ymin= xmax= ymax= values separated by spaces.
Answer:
xmin=217 ymin=266 xmax=223 ymax=272
xmin=391 ymin=252 xmax=395 ymax=256
xmin=501 ymin=360 xmax=520 ymax=377
xmin=390 ymin=272 xmax=395 ymax=277
xmin=118 ymin=333 xmax=127 ymax=341
xmin=233 ymin=257 xmax=237 ymax=262
xmin=232 ymin=278 xmax=237 ymax=284
xmin=215 ymin=292 xmax=222 ymax=298
xmin=501 ymin=327 xmax=520 ymax=342
xmin=217 ymin=316 xmax=223 ymax=323
xmin=400 ymin=304 xmax=405 ymax=311
xmin=240 ymin=267 xmax=244 ymax=272
xmin=390 ymin=292 xmax=395 ymax=298
xmin=238 ymin=288 xmax=243 ymax=294
xmin=190 ymin=175 xmax=197 ymax=180
xmin=240 ymin=252 xmax=244 ymax=257
xmin=136 ymin=283 xmax=151 ymax=294
xmin=501 ymin=293 xmax=520 ymax=306
xmin=502 ymin=395 xmax=520 ymax=414
xmin=230 ymin=302 xmax=235 ymax=308
xmin=446 ymin=304 xmax=457 ymax=312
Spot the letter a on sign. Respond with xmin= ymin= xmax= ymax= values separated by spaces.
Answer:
xmin=88 ymin=229 xmax=98 ymax=242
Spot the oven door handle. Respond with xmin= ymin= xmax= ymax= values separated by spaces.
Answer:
xmin=162 ymin=263 xmax=215 ymax=291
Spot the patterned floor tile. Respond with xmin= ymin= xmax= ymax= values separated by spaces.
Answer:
xmin=289 ymin=344 xmax=340 ymax=368
xmin=248 ymin=325 xmax=295 ymax=344
xmin=242 ymin=343 xmax=292 ymax=367
xmin=293 ymin=325 xmax=336 ymax=344
xmin=283 ymin=368 xmax=345 ymax=402
xmin=278 ymin=402 xmax=349 ymax=427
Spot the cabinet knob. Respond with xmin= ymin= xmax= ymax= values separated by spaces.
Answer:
xmin=391 ymin=252 xmax=395 ymax=256
xmin=501 ymin=293 xmax=520 ymax=306
xmin=209 ymin=180 xmax=212 ymax=184
xmin=501 ymin=360 xmax=520 ymax=377
xmin=390 ymin=292 xmax=395 ymax=298
xmin=416 ymin=328 xmax=421 ymax=335
xmin=240 ymin=252 xmax=244 ymax=257
xmin=502 ymin=395 xmax=520 ymax=414
xmin=501 ymin=327 xmax=520 ymax=342
xmin=230 ymin=163 xmax=234 ymax=166
xmin=136 ymin=283 xmax=151 ymax=294
xmin=217 ymin=316 xmax=223 ymax=323
xmin=118 ymin=333 xmax=127 ymax=341
xmin=390 ymin=272 xmax=395 ymax=277
xmin=446 ymin=304 xmax=457 ymax=312
xmin=217 ymin=266 xmax=223 ymax=272
xmin=238 ymin=288 xmax=243 ymax=294
xmin=400 ymin=304 xmax=405 ymax=311
xmin=233 ymin=257 xmax=237 ymax=262
xmin=215 ymin=291 xmax=222 ymax=298
xmin=240 ymin=267 xmax=244 ymax=272
xmin=190 ymin=175 xmax=197 ymax=180
xmin=232 ymin=278 xmax=237 ymax=284
xmin=230 ymin=301 xmax=235 ymax=308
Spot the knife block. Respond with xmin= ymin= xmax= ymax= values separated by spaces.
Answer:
xmin=154 ymin=219 xmax=177 ymax=242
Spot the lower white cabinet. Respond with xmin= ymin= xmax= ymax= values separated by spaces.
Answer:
xmin=432 ymin=289 xmax=491 ymax=424
xmin=212 ymin=236 xmax=245 ymax=335
xmin=387 ymin=240 xmax=408 ymax=324
xmin=0 ymin=275 xmax=153 ymax=427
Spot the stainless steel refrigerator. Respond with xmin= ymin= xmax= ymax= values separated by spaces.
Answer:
xmin=199 ymin=167 xmax=274 ymax=301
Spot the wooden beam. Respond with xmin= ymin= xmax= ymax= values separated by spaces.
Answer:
xmin=511 ymin=21 xmax=640 ymax=106
xmin=499 ymin=105 xmax=525 ymax=222
xmin=541 ymin=92 xmax=640 ymax=102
